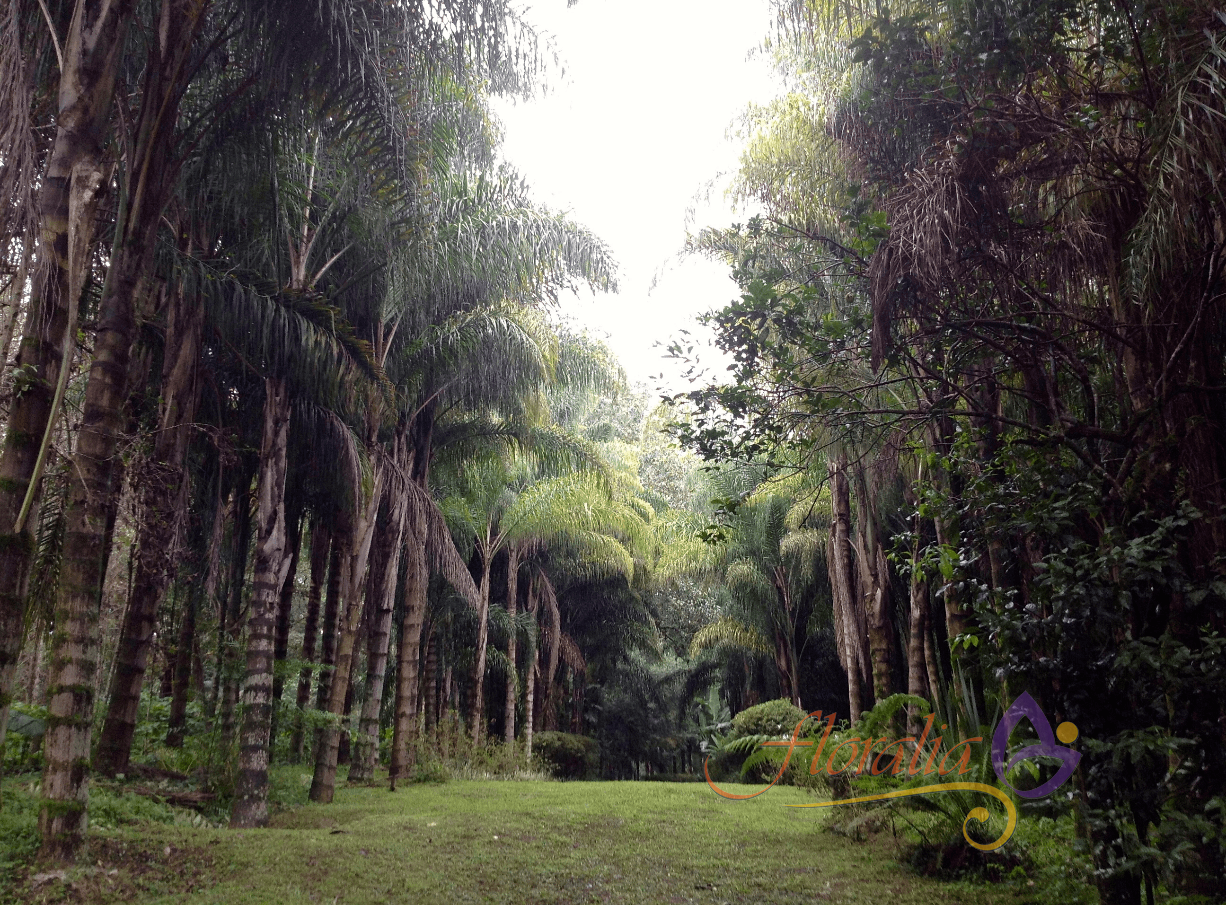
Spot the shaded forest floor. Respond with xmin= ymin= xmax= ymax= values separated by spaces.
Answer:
xmin=4 ymin=774 xmax=1059 ymax=904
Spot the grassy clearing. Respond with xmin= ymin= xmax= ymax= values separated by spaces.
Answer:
xmin=4 ymin=771 xmax=1052 ymax=905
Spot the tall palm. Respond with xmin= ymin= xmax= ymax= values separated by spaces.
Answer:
xmin=684 ymin=482 xmax=831 ymax=712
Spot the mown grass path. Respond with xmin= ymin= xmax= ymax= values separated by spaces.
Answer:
xmin=19 ymin=779 xmax=1020 ymax=904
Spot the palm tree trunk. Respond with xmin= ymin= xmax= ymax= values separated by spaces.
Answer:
xmin=315 ymin=534 xmax=343 ymax=713
xmin=422 ymin=631 xmax=437 ymax=733
xmin=350 ymin=478 xmax=407 ymax=783
xmin=827 ymin=454 xmax=867 ymax=722
xmin=95 ymin=277 xmax=202 ymax=775
xmin=39 ymin=0 xmax=208 ymax=847
xmin=170 ymin=462 xmax=232 ymax=746
xmin=906 ymin=501 xmax=931 ymax=735
xmin=848 ymin=461 xmax=896 ymax=706
xmin=165 ymin=586 xmax=197 ymax=748
xmin=39 ymin=249 xmax=150 ymax=859
xmin=389 ymin=523 xmax=428 ymax=789
xmin=268 ymin=506 xmax=302 ymax=756
xmin=861 ymin=541 xmax=896 ymax=703
xmin=542 ymin=577 xmax=561 ymax=732
xmin=309 ymin=467 xmax=384 ymax=803
xmin=524 ymin=577 xmax=538 ymax=758
xmin=231 ymin=378 xmax=293 ymax=828
xmin=0 ymin=0 xmax=135 ymax=772
xmin=219 ymin=484 xmax=253 ymax=751
xmin=0 ymin=241 xmax=30 ymax=370
xmin=469 ymin=545 xmax=493 ymax=745
xmin=503 ymin=545 xmax=520 ymax=744
xmin=292 ymin=519 xmax=330 ymax=760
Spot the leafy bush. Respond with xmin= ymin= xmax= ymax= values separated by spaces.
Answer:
xmin=729 ymin=699 xmax=811 ymax=738
xmin=707 ymin=699 xmax=825 ymax=790
xmin=411 ymin=759 xmax=450 ymax=784
xmin=532 ymin=731 xmax=597 ymax=779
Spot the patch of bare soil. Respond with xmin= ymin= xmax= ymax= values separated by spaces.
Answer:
xmin=11 ymin=837 xmax=214 ymax=904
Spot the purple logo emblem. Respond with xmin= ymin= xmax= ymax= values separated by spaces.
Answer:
xmin=991 ymin=692 xmax=1081 ymax=799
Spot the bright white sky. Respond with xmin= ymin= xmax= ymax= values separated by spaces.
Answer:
xmin=492 ymin=0 xmax=779 ymax=391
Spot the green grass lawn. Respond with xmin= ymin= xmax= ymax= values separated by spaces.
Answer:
xmin=6 ymin=774 xmax=1034 ymax=905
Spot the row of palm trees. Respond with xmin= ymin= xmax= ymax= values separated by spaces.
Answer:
xmin=0 ymin=0 xmax=651 ymax=859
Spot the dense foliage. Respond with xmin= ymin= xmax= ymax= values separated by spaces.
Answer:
xmin=669 ymin=0 xmax=1226 ymax=901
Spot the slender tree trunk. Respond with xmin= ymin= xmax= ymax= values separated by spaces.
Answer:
xmin=389 ymin=522 xmax=428 ymax=790
xmin=309 ymin=467 xmax=384 ymax=803
xmin=292 ymin=519 xmax=330 ymax=760
xmin=39 ymin=253 xmax=148 ymax=859
xmin=315 ymin=535 xmax=343 ymax=713
xmin=850 ymin=462 xmax=896 ymax=706
xmin=542 ymin=578 xmax=561 ymax=732
xmin=166 ymin=587 xmax=197 ymax=748
xmin=469 ymin=546 xmax=493 ymax=745
xmin=230 ymin=379 xmax=293 ymax=828
xmin=906 ymin=555 xmax=930 ymax=735
xmin=422 ymin=631 xmax=437 ymax=734
xmin=268 ymin=506 xmax=302 ymax=757
xmin=861 ymin=542 xmax=896 ymax=703
xmin=219 ymin=484 xmax=253 ymax=753
xmin=0 ymin=241 xmax=30 ymax=370
xmin=503 ymin=546 xmax=520 ymax=744
xmin=350 ymin=474 xmax=407 ymax=783
xmin=828 ymin=454 xmax=867 ymax=722
xmin=524 ymin=578 xmax=538 ymax=758
xmin=338 ymin=680 xmax=355 ymax=765
xmin=95 ymin=276 xmax=202 ymax=775
xmin=204 ymin=490 xmax=234 ymax=719
xmin=0 ymin=0 xmax=135 ymax=773
xmin=40 ymin=0 xmax=207 ymax=850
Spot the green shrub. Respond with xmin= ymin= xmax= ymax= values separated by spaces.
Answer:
xmin=532 ymin=731 xmax=597 ymax=779
xmin=729 ymin=699 xmax=812 ymax=739
xmin=411 ymin=759 xmax=450 ymax=784
xmin=708 ymin=699 xmax=825 ymax=790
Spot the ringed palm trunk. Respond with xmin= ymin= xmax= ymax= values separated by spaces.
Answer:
xmin=469 ymin=542 xmax=494 ymax=745
xmin=906 ymin=497 xmax=931 ymax=735
xmin=851 ymin=464 xmax=896 ymax=705
xmin=39 ymin=250 xmax=148 ymax=857
xmin=0 ymin=0 xmax=134 ymax=766
xmin=168 ymin=479 xmax=224 ymax=746
xmin=421 ymin=631 xmax=437 ymax=733
xmin=291 ymin=519 xmax=331 ymax=759
xmin=309 ymin=466 xmax=384 ymax=803
xmin=218 ymin=483 xmax=253 ymax=744
xmin=95 ymin=278 xmax=202 ymax=775
xmin=503 ymin=545 xmax=520 ymax=744
xmin=38 ymin=0 xmax=206 ymax=854
xmin=230 ymin=379 xmax=293 ymax=828
xmin=827 ymin=454 xmax=868 ymax=722
xmin=315 ymin=535 xmax=343 ymax=713
xmin=389 ymin=514 xmax=428 ymax=790
xmin=772 ymin=575 xmax=801 ymax=708
xmin=860 ymin=541 xmax=896 ymax=704
xmin=268 ymin=507 xmax=303 ymax=755
xmin=524 ymin=577 xmax=538 ymax=758
xmin=541 ymin=577 xmax=561 ymax=732
xmin=349 ymin=473 xmax=407 ymax=783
